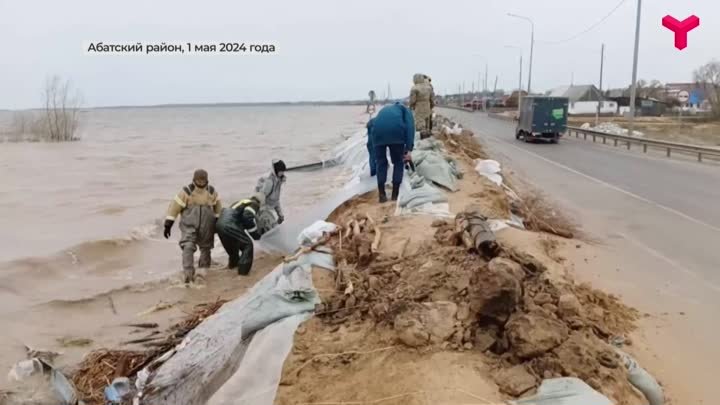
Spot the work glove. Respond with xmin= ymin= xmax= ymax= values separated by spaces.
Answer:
xmin=278 ymin=215 xmax=285 ymax=225
xmin=163 ymin=219 xmax=174 ymax=239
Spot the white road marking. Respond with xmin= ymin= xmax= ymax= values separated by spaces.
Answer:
xmin=498 ymin=140 xmax=720 ymax=234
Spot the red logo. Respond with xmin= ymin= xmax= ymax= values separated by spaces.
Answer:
xmin=662 ymin=15 xmax=700 ymax=50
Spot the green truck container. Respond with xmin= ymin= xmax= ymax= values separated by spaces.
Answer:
xmin=515 ymin=96 xmax=569 ymax=143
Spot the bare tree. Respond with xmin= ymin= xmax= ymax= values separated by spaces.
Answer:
xmin=694 ymin=60 xmax=720 ymax=117
xmin=632 ymin=79 xmax=665 ymax=99
xmin=42 ymin=75 xmax=83 ymax=141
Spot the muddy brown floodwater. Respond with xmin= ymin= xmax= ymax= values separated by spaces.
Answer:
xmin=0 ymin=106 xmax=369 ymax=385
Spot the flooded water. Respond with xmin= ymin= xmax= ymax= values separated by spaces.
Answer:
xmin=0 ymin=105 xmax=368 ymax=314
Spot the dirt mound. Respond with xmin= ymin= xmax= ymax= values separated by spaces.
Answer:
xmin=316 ymin=207 xmax=640 ymax=403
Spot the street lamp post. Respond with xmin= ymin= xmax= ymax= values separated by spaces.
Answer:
xmin=508 ymin=13 xmax=535 ymax=94
xmin=628 ymin=0 xmax=643 ymax=136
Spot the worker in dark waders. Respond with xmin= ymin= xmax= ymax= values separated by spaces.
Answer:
xmin=216 ymin=193 xmax=265 ymax=276
xmin=370 ymin=102 xmax=415 ymax=202
xmin=164 ymin=169 xmax=223 ymax=284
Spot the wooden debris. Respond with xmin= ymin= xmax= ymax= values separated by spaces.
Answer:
xmin=71 ymin=300 xmax=227 ymax=405
xmin=283 ymin=229 xmax=339 ymax=263
xmin=124 ymin=323 xmax=159 ymax=329
xmin=399 ymin=238 xmax=410 ymax=259
xmin=137 ymin=301 xmax=174 ymax=317
xmin=365 ymin=214 xmax=382 ymax=253
xmin=107 ymin=295 xmax=117 ymax=315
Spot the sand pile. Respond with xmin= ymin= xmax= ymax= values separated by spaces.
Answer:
xmin=314 ymin=207 xmax=641 ymax=404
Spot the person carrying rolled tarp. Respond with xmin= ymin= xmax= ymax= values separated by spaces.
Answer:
xmin=163 ymin=169 xmax=222 ymax=284
xmin=216 ymin=193 xmax=265 ymax=276
xmin=255 ymin=159 xmax=287 ymax=232
xmin=370 ymin=102 xmax=415 ymax=203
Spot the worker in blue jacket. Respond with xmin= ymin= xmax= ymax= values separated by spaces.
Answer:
xmin=369 ymin=102 xmax=415 ymax=202
xmin=366 ymin=117 xmax=376 ymax=177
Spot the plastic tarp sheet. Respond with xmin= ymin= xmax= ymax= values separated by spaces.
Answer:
xmin=135 ymin=258 xmax=321 ymax=405
xmin=206 ymin=313 xmax=309 ymax=405
xmin=511 ymin=377 xmax=612 ymax=405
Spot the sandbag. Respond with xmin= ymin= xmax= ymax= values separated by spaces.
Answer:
xmin=616 ymin=350 xmax=664 ymax=405
xmin=475 ymin=159 xmax=503 ymax=186
xmin=297 ymin=220 xmax=337 ymax=247
xmin=512 ymin=377 xmax=612 ymax=405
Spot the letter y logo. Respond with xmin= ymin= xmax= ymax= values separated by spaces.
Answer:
xmin=662 ymin=15 xmax=700 ymax=50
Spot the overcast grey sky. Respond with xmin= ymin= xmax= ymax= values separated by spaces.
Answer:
xmin=1 ymin=0 xmax=717 ymax=109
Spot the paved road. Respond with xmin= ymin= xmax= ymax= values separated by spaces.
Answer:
xmin=442 ymin=109 xmax=720 ymax=403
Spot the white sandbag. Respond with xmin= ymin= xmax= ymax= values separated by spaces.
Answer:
xmin=475 ymin=159 xmax=503 ymax=186
xmin=512 ymin=377 xmax=612 ymax=405
xmin=616 ymin=350 xmax=664 ymax=405
xmin=297 ymin=220 xmax=338 ymax=247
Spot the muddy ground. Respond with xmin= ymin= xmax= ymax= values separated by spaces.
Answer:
xmin=275 ymin=124 xmax=654 ymax=405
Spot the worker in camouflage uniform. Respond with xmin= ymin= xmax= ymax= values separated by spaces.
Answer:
xmin=409 ymin=73 xmax=435 ymax=132
xmin=216 ymin=193 xmax=265 ymax=276
xmin=164 ymin=169 xmax=222 ymax=284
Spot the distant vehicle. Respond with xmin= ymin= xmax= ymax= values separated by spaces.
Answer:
xmin=515 ymin=96 xmax=569 ymax=144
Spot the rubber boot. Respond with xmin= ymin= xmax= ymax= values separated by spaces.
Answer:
xmin=378 ymin=186 xmax=388 ymax=203
xmin=391 ymin=184 xmax=400 ymax=201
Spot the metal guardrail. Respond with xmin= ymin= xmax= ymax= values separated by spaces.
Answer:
xmin=449 ymin=108 xmax=720 ymax=163
xmin=567 ymin=126 xmax=720 ymax=163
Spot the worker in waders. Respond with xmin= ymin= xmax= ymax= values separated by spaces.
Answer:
xmin=216 ymin=193 xmax=265 ymax=276
xmin=164 ymin=169 xmax=222 ymax=284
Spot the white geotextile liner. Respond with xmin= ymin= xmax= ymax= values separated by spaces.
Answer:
xmin=206 ymin=313 xmax=309 ymax=405
xmin=135 ymin=259 xmax=321 ymax=405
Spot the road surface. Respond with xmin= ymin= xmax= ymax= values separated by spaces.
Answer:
xmin=442 ymin=109 xmax=720 ymax=404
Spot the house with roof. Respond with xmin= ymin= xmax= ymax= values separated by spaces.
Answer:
xmin=605 ymin=88 xmax=668 ymax=116
xmin=547 ymin=85 xmax=616 ymax=115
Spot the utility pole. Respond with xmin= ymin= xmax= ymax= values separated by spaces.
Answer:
xmin=508 ymin=14 xmax=535 ymax=94
xmin=484 ymin=63 xmax=488 ymax=93
xmin=518 ymin=55 xmax=523 ymax=115
xmin=493 ymin=75 xmax=498 ymax=97
xmin=628 ymin=0 xmax=642 ymax=136
xmin=595 ymin=43 xmax=605 ymax=126
xmin=571 ymin=72 xmax=574 ymax=86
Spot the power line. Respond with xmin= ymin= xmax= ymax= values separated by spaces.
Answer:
xmin=537 ymin=0 xmax=628 ymax=45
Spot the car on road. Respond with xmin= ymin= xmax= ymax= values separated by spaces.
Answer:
xmin=515 ymin=96 xmax=569 ymax=144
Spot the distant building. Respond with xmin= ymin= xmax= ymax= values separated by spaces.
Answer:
xmin=547 ymin=85 xmax=616 ymax=115
xmin=664 ymin=83 xmax=707 ymax=109
xmin=505 ymin=90 xmax=528 ymax=108
xmin=606 ymin=88 xmax=668 ymax=116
